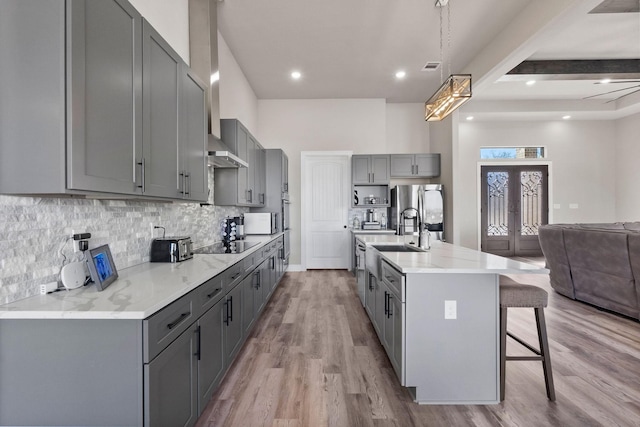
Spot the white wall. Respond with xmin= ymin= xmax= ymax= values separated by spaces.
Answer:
xmin=129 ymin=0 xmax=190 ymax=64
xmin=218 ymin=34 xmax=259 ymax=134
xmin=257 ymin=99 xmax=386 ymax=266
xmin=457 ymin=119 xmax=617 ymax=249
xmin=385 ymin=103 xmax=431 ymax=153
xmin=615 ymin=111 xmax=640 ymax=221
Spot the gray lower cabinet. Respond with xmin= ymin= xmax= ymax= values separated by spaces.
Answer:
xmin=390 ymin=154 xmax=440 ymax=178
xmin=224 ymin=281 xmax=244 ymax=364
xmin=0 ymin=238 xmax=288 ymax=426
xmin=365 ymin=272 xmax=377 ymax=327
xmin=380 ymin=281 xmax=403 ymax=379
xmin=241 ymin=271 xmax=258 ymax=336
xmin=0 ymin=319 xmax=144 ymax=427
xmin=197 ymin=298 xmax=225 ymax=411
xmin=145 ymin=324 xmax=198 ymax=427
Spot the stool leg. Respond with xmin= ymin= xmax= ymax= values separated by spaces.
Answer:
xmin=500 ymin=307 xmax=507 ymax=401
xmin=535 ymin=307 xmax=556 ymax=401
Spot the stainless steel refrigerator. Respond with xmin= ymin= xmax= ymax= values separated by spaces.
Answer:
xmin=390 ymin=184 xmax=444 ymax=241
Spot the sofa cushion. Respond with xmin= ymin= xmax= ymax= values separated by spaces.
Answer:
xmin=625 ymin=233 xmax=640 ymax=314
xmin=564 ymin=229 xmax=637 ymax=315
xmin=623 ymin=222 xmax=640 ymax=231
xmin=538 ymin=225 xmax=574 ymax=298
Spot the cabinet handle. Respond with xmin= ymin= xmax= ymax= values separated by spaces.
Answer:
xmin=231 ymin=272 xmax=242 ymax=281
xmin=229 ymin=295 xmax=233 ymax=322
xmin=206 ymin=287 xmax=221 ymax=299
xmin=195 ymin=325 xmax=201 ymax=360
xmin=167 ymin=312 xmax=189 ymax=330
xmin=254 ymin=270 xmax=261 ymax=289
xmin=385 ymin=275 xmax=395 ymax=284
xmin=414 ymin=164 xmax=418 ymax=175
xmin=224 ymin=299 xmax=230 ymax=325
xmin=248 ymin=189 xmax=253 ymax=202
xmin=384 ymin=291 xmax=389 ymax=315
xmin=179 ymin=172 xmax=185 ymax=194
xmin=387 ymin=295 xmax=393 ymax=318
xmin=271 ymin=257 xmax=276 ymax=270
xmin=137 ymin=159 xmax=145 ymax=191
xmin=185 ymin=173 xmax=190 ymax=196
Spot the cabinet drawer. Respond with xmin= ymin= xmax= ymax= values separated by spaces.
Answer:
xmin=144 ymin=294 xmax=194 ymax=363
xmin=194 ymin=262 xmax=243 ymax=318
xmin=381 ymin=260 xmax=404 ymax=301
xmin=242 ymin=250 xmax=258 ymax=273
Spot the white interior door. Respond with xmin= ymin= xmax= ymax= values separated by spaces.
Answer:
xmin=303 ymin=153 xmax=350 ymax=269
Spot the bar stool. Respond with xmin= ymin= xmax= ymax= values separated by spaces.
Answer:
xmin=499 ymin=275 xmax=556 ymax=401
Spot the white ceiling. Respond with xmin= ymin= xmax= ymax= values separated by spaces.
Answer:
xmin=217 ymin=0 xmax=640 ymax=120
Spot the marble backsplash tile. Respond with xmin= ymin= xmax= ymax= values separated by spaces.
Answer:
xmin=0 ymin=168 xmax=246 ymax=305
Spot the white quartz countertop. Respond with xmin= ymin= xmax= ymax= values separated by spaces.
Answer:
xmin=356 ymin=234 xmax=548 ymax=274
xmin=0 ymin=234 xmax=281 ymax=320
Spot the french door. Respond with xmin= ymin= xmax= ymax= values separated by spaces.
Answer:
xmin=480 ymin=165 xmax=548 ymax=257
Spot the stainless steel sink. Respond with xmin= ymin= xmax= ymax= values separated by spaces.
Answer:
xmin=372 ymin=244 xmax=425 ymax=253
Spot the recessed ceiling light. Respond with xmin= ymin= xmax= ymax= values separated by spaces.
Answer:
xmin=562 ymin=115 xmax=571 ymax=120
xmin=291 ymin=71 xmax=302 ymax=80
xmin=600 ymin=78 xmax=611 ymax=84
xmin=395 ymin=70 xmax=406 ymax=79
xmin=466 ymin=116 xmax=474 ymax=121
xmin=526 ymin=80 xmax=536 ymax=86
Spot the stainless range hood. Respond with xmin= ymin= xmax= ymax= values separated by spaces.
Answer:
xmin=208 ymin=137 xmax=248 ymax=168
xmin=189 ymin=0 xmax=247 ymax=169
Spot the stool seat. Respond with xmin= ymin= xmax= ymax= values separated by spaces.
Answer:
xmin=500 ymin=277 xmax=548 ymax=308
xmin=499 ymin=275 xmax=555 ymax=402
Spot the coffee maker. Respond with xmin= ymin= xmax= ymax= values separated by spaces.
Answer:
xmin=222 ymin=215 xmax=245 ymax=242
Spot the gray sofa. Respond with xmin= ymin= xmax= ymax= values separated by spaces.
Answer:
xmin=539 ymin=223 xmax=640 ymax=320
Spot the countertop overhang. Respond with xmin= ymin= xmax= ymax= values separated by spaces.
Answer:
xmin=356 ymin=234 xmax=548 ymax=275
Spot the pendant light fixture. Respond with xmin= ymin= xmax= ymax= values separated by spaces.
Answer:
xmin=425 ymin=0 xmax=472 ymax=121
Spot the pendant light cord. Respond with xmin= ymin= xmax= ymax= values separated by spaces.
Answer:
xmin=447 ymin=2 xmax=451 ymax=78
xmin=439 ymin=5 xmax=444 ymax=83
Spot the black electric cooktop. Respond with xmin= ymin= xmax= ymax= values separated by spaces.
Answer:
xmin=193 ymin=240 xmax=259 ymax=255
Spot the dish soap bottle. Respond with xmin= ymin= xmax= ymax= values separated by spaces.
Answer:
xmin=353 ymin=215 xmax=361 ymax=229
xmin=381 ymin=213 xmax=387 ymax=229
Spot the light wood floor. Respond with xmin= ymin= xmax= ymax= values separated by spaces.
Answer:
xmin=196 ymin=265 xmax=640 ymax=427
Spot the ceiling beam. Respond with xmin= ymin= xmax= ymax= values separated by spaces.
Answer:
xmin=502 ymin=59 xmax=640 ymax=80
xmin=589 ymin=0 xmax=640 ymax=14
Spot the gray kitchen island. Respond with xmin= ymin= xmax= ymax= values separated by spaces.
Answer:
xmin=356 ymin=235 xmax=548 ymax=404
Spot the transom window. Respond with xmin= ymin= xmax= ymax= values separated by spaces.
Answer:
xmin=480 ymin=147 xmax=545 ymax=160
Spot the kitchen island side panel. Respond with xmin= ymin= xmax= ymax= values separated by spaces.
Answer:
xmin=0 ymin=319 xmax=143 ymax=427
xmin=404 ymin=273 xmax=499 ymax=404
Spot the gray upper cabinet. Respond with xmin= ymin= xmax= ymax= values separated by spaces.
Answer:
xmin=215 ymin=119 xmax=265 ymax=207
xmin=181 ymin=68 xmax=208 ymax=202
xmin=390 ymin=153 xmax=440 ymax=178
xmin=142 ymin=19 xmax=181 ymax=199
xmin=67 ymin=0 xmax=143 ymax=195
xmin=0 ymin=0 xmax=207 ymax=202
xmin=352 ymin=155 xmax=390 ymax=184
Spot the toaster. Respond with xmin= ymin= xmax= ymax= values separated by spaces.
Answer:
xmin=150 ymin=237 xmax=193 ymax=263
